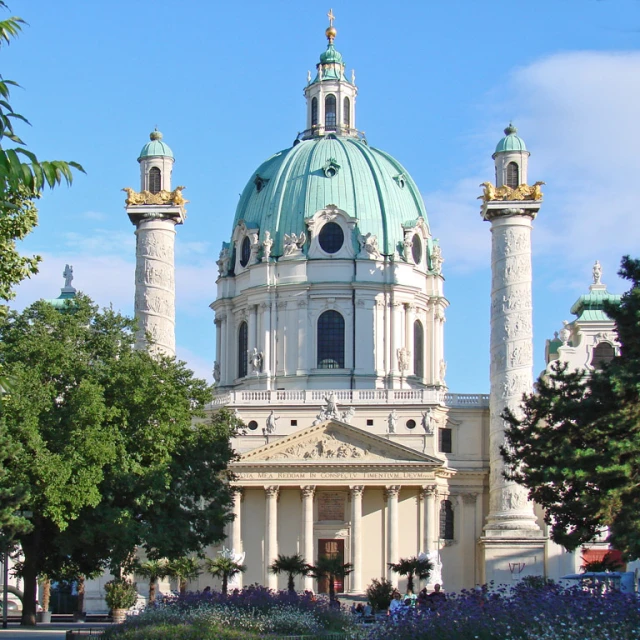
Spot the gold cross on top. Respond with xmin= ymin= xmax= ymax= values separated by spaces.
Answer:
xmin=327 ymin=8 xmax=335 ymax=26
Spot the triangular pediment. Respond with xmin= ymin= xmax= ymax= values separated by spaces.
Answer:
xmin=239 ymin=420 xmax=443 ymax=465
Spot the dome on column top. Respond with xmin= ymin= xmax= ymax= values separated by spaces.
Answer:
xmin=138 ymin=129 xmax=174 ymax=161
xmin=494 ymin=123 xmax=527 ymax=154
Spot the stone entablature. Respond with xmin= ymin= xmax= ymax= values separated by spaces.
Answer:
xmin=210 ymin=389 xmax=489 ymax=408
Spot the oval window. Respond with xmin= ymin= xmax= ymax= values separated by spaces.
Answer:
xmin=240 ymin=236 xmax=251 ymax=267
xmin=411 ymin=234 xmax=422 ymax=264
xmin=406 ymin=419 xmax=416 ymax=430
xmin=247 ymin=420 xmax=258 ymax=431
xmin=318 ymin=222 xmax=344 ymax=254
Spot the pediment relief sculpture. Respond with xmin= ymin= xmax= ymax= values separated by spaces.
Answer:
xmin=263 ymin=432 xmax=376 ymax=461
xmin=253 ymin=429 xmax=424 ymax=463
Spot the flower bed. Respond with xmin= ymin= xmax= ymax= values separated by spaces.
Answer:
xmin=366 ymin=581 xmax=640 ymax=640
xmin=102 ymin=585 xmax=360 ymax=640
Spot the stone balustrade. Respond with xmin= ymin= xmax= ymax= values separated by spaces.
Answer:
xmin=209 ymin=389 xmax=489 ymax=408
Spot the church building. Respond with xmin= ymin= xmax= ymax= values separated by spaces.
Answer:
xmin=120 ymin=15 xmax=624 ymax=598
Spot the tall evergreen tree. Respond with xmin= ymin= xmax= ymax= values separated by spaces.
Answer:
xmin=503 ymin=256 xmax=640 ymax=559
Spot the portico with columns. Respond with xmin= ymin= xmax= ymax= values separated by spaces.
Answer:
xmin=219 ymin=420 xmax=487 ymax=594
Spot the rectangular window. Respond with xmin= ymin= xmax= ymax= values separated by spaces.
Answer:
xmin=366 ymin=419 xmax=374 ymax=426
xmin=439 ymin=428 xmax=452 ymax=453
xmin=291 ymin=420 xmax=297 ymax=426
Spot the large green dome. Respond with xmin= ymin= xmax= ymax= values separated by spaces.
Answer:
xmin=232 ymin=136 xmax=429 ymax=256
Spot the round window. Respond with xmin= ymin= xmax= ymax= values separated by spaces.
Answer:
xmin=247 ymin=420 xmax=258 ymax=431
xmin=318 ymin=222 xmax=344 ymax=254
xmin=406 ymin=419 xmax=417 ymax=430
xmin=240 ymin=236 xmax=251 ymax=267
xmin=411 ymin=234 xmax=422 ymax=264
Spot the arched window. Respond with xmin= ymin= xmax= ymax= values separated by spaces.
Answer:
xmin=414 ymin=320 xmax=424 ymax=378
xmin=317 ymin=310 xmax=344 ymax=368
xmin=591 ymin=342 xmax=615 ymax=369
xmin=506 ymin=162 xmax=519 ymax=189
xmin=439 ymin=499 xmax=454 ymax=540
xmin=325 ymin=95 xmax=337 ymax=130
xmin=343 ymin=97 xmax=350 ymax=128
xmin=311 ymin=97 xmax=318 ymax=127
xmin=238 ymin=321 xmax=248 ymax=378
xmin=149 ymin=167 xmax=161 ymax=194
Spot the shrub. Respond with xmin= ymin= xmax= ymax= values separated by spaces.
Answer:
xmin=103 ymin=584 xmax=359 ymax=638
xmin=365 ymin=577 xmax=394 ymax=612
xmin=104 ymin=579 xmax=138 ymax=611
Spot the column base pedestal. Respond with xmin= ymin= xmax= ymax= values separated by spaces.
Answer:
xmin=480 ymin=532 xmax=547 ymax=587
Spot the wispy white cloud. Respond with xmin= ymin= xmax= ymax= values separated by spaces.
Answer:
xmin=62 ymin=229 xmax=136 ymax=256
xmin=426 ymin=50 xmax=640 ymax=287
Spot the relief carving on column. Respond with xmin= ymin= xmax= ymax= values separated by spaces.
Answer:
xmin=504 ymin=312 xmax=532 ymax=340
xmin=501 ymin=371 xmax=530 ymax=399
xmin=138 ymin=233 xmax=174 ymax=261
xmin=350 ymin=486 xmax=365 ymax=498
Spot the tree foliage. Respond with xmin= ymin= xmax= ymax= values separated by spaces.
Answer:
xmin=134 ymin=559 xmax=169 ymax=604
xmin=0 ymin=296 xmax=238 ymax=624
xmin=269 ymin=553 xmax=310 ymax=593
xmin=308 ymin=556 xmax=353 ymax=602
xmin=167 ymin=557 xmax=202 ymax=595
xmin=206 ymin=553 xmax=246 ymax=595
xmin=388 ymin=555 xmax=432 ymax=593
xmin=503 ymin=256 xmax=640 ymax=559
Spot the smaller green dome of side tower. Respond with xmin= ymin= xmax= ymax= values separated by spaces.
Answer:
xmin=494 ymin=123 xmax=527 ymax=154
xmin=138 ymin=129 xmax=174 ymax=161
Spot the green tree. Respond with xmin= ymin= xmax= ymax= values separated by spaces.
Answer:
xmin=308 ymin=556 xmax=353 ymax=603
xmin=388 ymin=555 xmax=432 ymax=593
xmin=167 ymin=557 xmax=202 ymax=595
xmin=206 ymin=551 xmax=246 ymax=595
xmin=269 ymin=553 xmax=310 ymax=593
xmin=503 ymin=255 xmax=640 ymax=559
xmin=0 ymin=296 xmax=237 ymax=625
xmin=134 ymin=559 xmax=169 ymax=605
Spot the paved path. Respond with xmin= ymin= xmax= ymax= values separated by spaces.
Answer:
xmin=0 ymin=623 xmax=109 ymax=639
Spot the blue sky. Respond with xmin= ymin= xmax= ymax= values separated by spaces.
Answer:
xmin=8 ymin=0 xmax=640 ymax=392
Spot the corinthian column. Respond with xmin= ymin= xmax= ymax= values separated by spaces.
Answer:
xmin=301 ymin=486 xmax=315 ymax=591
xmin=265 ymin=486 xmax=279 ymax=589
xmin=483 ymin=205 xmax=540 ymax=532
xmin=385 ymin=486 xmax=400 ymax=584
xmin=350 ymin=486 xmax=364 ymax=593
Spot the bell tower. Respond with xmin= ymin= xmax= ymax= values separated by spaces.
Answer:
xmin=125 ymin=129 xmax=186 ymax=357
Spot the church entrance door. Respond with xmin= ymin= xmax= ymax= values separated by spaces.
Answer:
xmin=317 ymin=539 xmax=345 ymax=594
